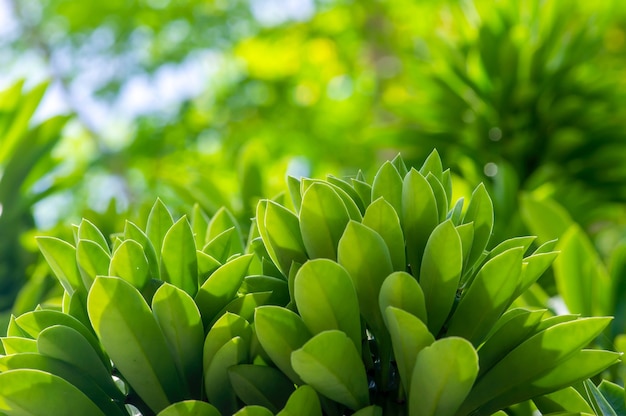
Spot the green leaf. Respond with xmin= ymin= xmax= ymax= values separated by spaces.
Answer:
xmin=276 ymin=385 xmax=321 ymax=416
xmin=362 ymin=198 xmax=406 ymax=271
xmin=337 ymin=221 xmax=393 ymax=338
xmin=514 ymin=251 xmax=558 ymax=299
xmin=203 ymin=312 xmax=252 ymax=376
xmin=446 ymin=247 xmax=524 ymax=345
xmin=583 ymin=380 xmax=618 ymax=416
xmin=460 ymin=317 xmax=613 ymax=414
xmin=477 ymin=308 xmax=546 ymax=377
xmin=409 ymin=337 xmax=478 ymax=416
xmin=146 ymin=198 xmax=175 ymax=262
xmin=241 ymin=275 xmax=289 ymax=305
xmin=385 ymin=306 xmax=434 ymax=393
xmin=124 ymin=220 xmax=160 ymax=280
xmin=425 ymin=173 xmax=448 ymax=222
xmin=195 ymin=254 xmax=253 ymax=327
xmin=351 ymin=178 xmax=372 ymax=207
xmin=554 ymin=225 xmax=612 ymax=317
xmin=204 ymin=336 xmax=249 ymax=415
xmin=78 ymin=219 xmax=110 ymax=255
xmin=152 ymin=283 xmax=204 ymax=394
xmin=461 ymin=183 xmax=494 ymax=269
xmin=254 ymin=306 xmax=311 ymax=385
xmin=36 ymin=236 xmax=82 ymax=293
xmin=327 ymin=175 xmax=366 ymax=214
xmin=258 ymin=200 xmax=308 ymax=277
xmin=299 ymin=182 xmax=351 ymax=260
xmin=391 ymin=154 xmax=408 ymax=177
xmin=191 ymin=204 xmax=211 ymax=250
xmin=203 ymin=227 xmax=240 ymax=264
xmin=534 ymin=387 xmax=595 ymax=414
xmin=598 ymin=380 xmax=626 ymax=415
xmin=403 ymin=168 xmax=439 ymax=275
xmin=76 ymin=239 xmax=111 ymax=289
xmin=379 ymin=272 xmax=427 ymax=326
xmin=161 ymin=216 xmax=198 ymax=297
xmin=87 ymin=276 xmax=186 ymax=413
xmin=229 ymin=364 xmax=295 ymax=413
xmin=109 ymin=239 xmax=150 ymax=290
xmin=0 ymin=369 xmax=106 ymax=416
xmin=287 ymin=176 xmax=303 ymax=213
xmin=217 ymin=292 xmax=272 ymax=326
xmin=1 ymin=337 xmax=37 ymax=354
xmin=419 ymin=220 xmax=462 ymax=335
xmin=292 ymin=330 xmax=369 ymax=410
xmin=37 ymin=325 xmax=122 ymax=401
xmin=233 ymin=406 xmax=274 ymax=416
xmin=158 ymin=400 xmax=221 ymax=416
xmin=519 ymin=193 xmax=573 ymax=244
xmin=197 ymin=251 xmax=221 ymax=283
xmin=207 ymin=207 xmax=244 ymax=254
xmin=419 ymin=149 xmax=444 ymax=183
xmin=352 ymin=405 xmax=383 ymax=416
xmin=372 ymin=161 xmax=404 ymax=224
xmin=294 ymin=259 xmax=361 ymax=353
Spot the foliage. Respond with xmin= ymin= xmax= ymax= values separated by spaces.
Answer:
xmin=0 ymin=153 xmax=618 ymax=416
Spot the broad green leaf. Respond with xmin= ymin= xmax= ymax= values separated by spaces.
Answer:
xmin=233 ymin=406 xmax=274 ymax=416
xmin=241 ymin=275 xmax=289 ymax=305
xmin=403 ymin=168 xmax=439 ymax=275
xmin=195 ymin=254 xmax=253 ymax=327
xmin=191 ymin=204 xmax=211 ymax=250
xmin=14 ymin=310 xmax=105 ymax=363
xmin=379 ymin=272 xmax=427 ymax=325
xmin=419 ymin=149 xmax=444 ymax=183
xmin=372 ymin=161 xmax=403 ymax=223
xmin=338 ymin=221 xmax=393 ymax=338
xmin=202 ymin=227 xmax=240 ymax=264
xmin=352 ymin=406 xmax=383 ymax=416
xmin=109 ymin=239 xmax=150 ymax=290
xmin=583 ymin=379 xmax=618 ymax=416
xmin=0 ymin=369 xmax=106 ymax=416
xmin=534 ymin=387 xmax=594 ymax=414
xmin=207 ymin=207 xmax=244 ymax=254
xmin=519 ymin=193 xmax=573 ymax=244
xmin=197 ymin=251 xmax=221 ymax=284
xmin=161 ymin=216 xmax=198 ymax=297
xmin=1 ymin=337 xmax=37 ymax=354
xmin=598 ymin=380 xmax=626 ymax=415
xmin=300 ymin=178 xmax=362 ymax=221
xmin=36 ymin=236 xmax=82 ymax=293
xmin=203 ymin=312 xmax=252 ymax=375
xmin=485 ymin=236 xmax=536 ymax=262
xmin=351 ymin=178 xmax=372 ymax=207
xmin=461 ymin=183 xmax=494 ymax=269
xmin=327 ymin=174 xmax=366 ymax=214
xmin=385 ymin=307 xmax=434 ymax=393
xmin=0 ymin=354 xmax=125 ymax=415
xmin=292 ymin=330 xmax=369 ymax=410
xmin=446 ymin=247 xmax=524 ymax=345
xmin=299 ymin=182 xmax=351 ymax=260
xmin=158 ymin=400 xmax=220 ymax=416
xmin=204 ymin=336 xmax=249 ymax=415
xmin=362 ymin=198 xmax=406 ymax=271
xmin=124 ymin=220 xmax=160 ymax=280
xmin=88 ymin=276 xmax=186 ymax=412
xmin=76 ymin=239 xmax=111 ymax=289
xmin=287 ymin=176 xmax=302 ymax=213
xmin=37 ymin=325 xmax=122 ymax=401
xmin=146 ymin=198 xmax=175 ymax=261
xmin=152 ymin=283 xmax=204 ymax=394
xmin=229 ymin=364 xmax=295 ymax=413
xmin=391 ymin=153 xmax=408 ymax=177
xmin=477 ymin=308 xmax=546 ymax=377
xmin=419 ymin=220 xmax=462 ymax=335
xmin=276 ymin=385 xmax=321 ymax=416
xmin=455 ymin=222 xmax=474 ymax=270
xmin=448 ymin=197 xmax=464 ymax=225
xmin=442 ymin=169 xmax=453 ymax=206
xmin=258 ymin=200 xmax=308 ymax=277
xmin=409 ymin=337 xmax=478 ymax=416
xmin=217 ymin=292 xmax=272 ymax=326
xmin=254 ymin=306 xmax=311 ymax=384
xmin=294 ymin=259 xmax=361 ymax=353
xmin=78 ymin=219 xmax=110 ymax=255
xmin=554 ymin=225 xmax=611 ymax=317
xmin=476 ymin=350 xmax=620 ymax=414
xmin=514 ymin=251 xmax=558 ymax=299
xmin=426 ymin=173 xmax=448 ymax=222
xmin=460 ymin=317 xmax=612 ymax=414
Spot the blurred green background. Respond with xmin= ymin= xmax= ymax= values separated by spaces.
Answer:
xmin=2 ymin=0 xmax=626 ymax=330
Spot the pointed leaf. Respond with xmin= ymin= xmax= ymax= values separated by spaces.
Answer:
xmin=109 ymin=239 xmax=150 ymax=290
xmin=372 ymin=161 xmax=403 ymax=222
xmin=78 ymin=219 xmax=110 ymax=255
xmin=124 ymin=220 xmax=160 ymax=280
xmin=204 ymin=336 xmax=249 ymax=415
xmin=77 ymin=239 xmax=111 ymax=289
xmin=229 ymin=364 xmax=295 ymax=413
xmin=362 ymin=198 xmax=405 ymax=271
xmin=462 ymin=183 xmax=494 ymax=269
xmin=146 ymin=199 xmax=175 ymax=261
xmin=276 ymin=385 xmax=322 ymax=416
xmin=379 ymin=272 xmax=427 ymax=325
xmin=161 ymin=216 xmax=198 ymax=296
xmin=158 ymin=400 xmax=220 ymax=416
xmin=36 ymin=236 xmax=82 ymax=293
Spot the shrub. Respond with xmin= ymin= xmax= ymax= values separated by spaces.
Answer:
xmin=0 ymin=151 xmax=618 ymax=415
